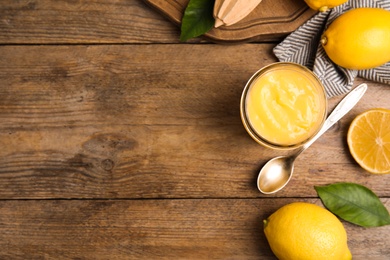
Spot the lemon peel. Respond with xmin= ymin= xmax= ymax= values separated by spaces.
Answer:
xmin=304 ymin=0 xmax=347 ymax=12
xmin=264 ymin=202 xmax=352 ymax=260
xmin=321 ymin=8 xmax=390 ymax=70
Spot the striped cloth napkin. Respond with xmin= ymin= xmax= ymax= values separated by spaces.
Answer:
xmin=273 ymin=0 xmax=390 ymax=98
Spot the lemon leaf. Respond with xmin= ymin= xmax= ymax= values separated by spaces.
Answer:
xmin=315 ymin=183 xmax=390 ymax=227
xmin=180 ymin=0 xmax=215 ymax=42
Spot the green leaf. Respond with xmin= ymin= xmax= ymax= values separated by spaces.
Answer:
xmin=180 ymin=0 xmax=215 ymax=42
xmin=315 ymin=183 xmax=390 ymax=227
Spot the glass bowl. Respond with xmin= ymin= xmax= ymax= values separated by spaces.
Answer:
xmin=240 ymin=62 xmax=328 ymax=150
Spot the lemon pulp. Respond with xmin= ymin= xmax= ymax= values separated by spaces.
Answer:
xmin=347 ymin=109 xmax=390 ymax=174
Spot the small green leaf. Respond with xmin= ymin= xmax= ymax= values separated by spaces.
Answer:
xmin=180 ymin=0 xmax=215 ymax=42
xmin=315 ymin=183 xmax=390 ymax=227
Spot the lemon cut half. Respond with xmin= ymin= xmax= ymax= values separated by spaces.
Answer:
xmin=347 ymin=109 xmax=390 ymax=174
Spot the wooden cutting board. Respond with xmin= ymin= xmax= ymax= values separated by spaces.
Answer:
xmin=143 ymin=0 xmax=316 ymax=42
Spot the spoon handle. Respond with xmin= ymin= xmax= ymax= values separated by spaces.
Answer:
xmin=300 ymin=83 xmax=367 ymax=152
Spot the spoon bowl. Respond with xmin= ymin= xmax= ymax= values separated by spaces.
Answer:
xmin=257 ymin=156 xmax=295 ymax=194
xmin=257 ymin=83 xmax=367 ymax=194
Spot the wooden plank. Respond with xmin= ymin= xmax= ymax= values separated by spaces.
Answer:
xmin=144 ymin=0 xmax=316 ymax=42
xmin=0 ymin=0 xmax=181 ymax=44
xmin=1 ymin=44 xmax=390 ymax=199
xmin=0 ymin=198 xmax=389 ymax=259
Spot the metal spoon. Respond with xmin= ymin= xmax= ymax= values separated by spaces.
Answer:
xmin=257 ymin=83 xmax=368 ymax=194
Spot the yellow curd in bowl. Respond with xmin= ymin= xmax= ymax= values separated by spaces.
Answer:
xmin=240 ymin=62 xmax=327 ymax=149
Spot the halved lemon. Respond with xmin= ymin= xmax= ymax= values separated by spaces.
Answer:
xmin=347 ymin=109 xmax=390 ymax=174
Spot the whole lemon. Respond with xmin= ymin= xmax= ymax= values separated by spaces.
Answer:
xmin=304 ymin=0 xmax=348 ymax=12
xmin=321 ymin=8 xmax=390 ymax=70
xmin=263 ymin=202 xmax=352 ymax=260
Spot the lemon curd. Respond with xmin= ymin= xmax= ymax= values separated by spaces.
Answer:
xmin=241 ymin=63 xmax=327 ymax=148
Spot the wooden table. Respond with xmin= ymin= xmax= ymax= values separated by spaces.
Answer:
xmin=0 ymin=1 xmax=389 ymax=259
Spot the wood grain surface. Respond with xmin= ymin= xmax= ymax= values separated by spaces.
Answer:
xmin=1 ymin=199 xmax=389 ymax=259
xmin=0 ymin=0 xmax=389 ymax=259
xmin=1 ymin=44 xmax=389 ymax=200
xmin=0 ymin=0 xmax=180 ymax=44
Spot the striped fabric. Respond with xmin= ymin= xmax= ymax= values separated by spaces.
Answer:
xmin=273 ymin=0 xmax=390 ymax=98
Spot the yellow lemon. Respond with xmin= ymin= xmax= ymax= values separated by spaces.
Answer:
xmin=347 ymin=108 xmax=390 ymax=174
xmin=321 ymin=8 xmax=390 ymax=70
xmin=263 ymin=202 xmax=352 ymax=260
xmin=304 ymin=0 xmax=348 ymax=12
